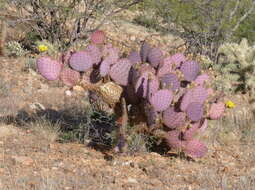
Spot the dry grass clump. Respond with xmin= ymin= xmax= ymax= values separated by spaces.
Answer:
xmin=28 ymin=118 xmax=61 ymax=143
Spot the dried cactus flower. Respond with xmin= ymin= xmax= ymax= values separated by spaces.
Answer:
xmin=183 ymin=140 xmax=208 ymax=158
xmin=150 ymin=89 xmax=173 ymax=112
xmin=180 ymin=61 xmax=200 ymax=81
xmin=109 ymin=58 xmax=132 ymax=86
xmin=148 ymin=47 xmax=163 ymax=68
xmin=69 ymin=51 xmax=93 ymax=71
xmin=90 ymin=30 xmax=105 ymax=44
xmin=97 ymin=81 xmax=123 ymax=106
xmin=36 ymin=56 xmax=62 ymax=80
xmin=163 ymin=107 xmax=186 ymax=129
xmin=209 ymin=102 xmax=225 ymax=120
xmin=60 ymin=67 xmax=80 ymax=86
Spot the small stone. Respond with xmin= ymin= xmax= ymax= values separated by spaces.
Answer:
xmin=65 ymin=90 xmax=72 ymax=96
xmin=12 ymin=156 xmax=34 ymax=166
xmin=130 ymin=36 xmax=136 ymax=41
xmin=127 ymin=177 xmax=138 ymax=184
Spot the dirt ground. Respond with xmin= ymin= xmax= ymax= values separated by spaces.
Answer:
xmin=0 ymin=11 xmax=255 ymax=190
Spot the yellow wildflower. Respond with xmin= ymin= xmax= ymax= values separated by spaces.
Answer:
xmin=38 ymin=44 xmax=48 ymax=52
xmin=225 ymin=100 xmax=235 ymax=108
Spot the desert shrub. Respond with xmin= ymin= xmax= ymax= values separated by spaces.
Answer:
xmin=3 ymin=0 xmax=143 ymax=50
xmin=134 ymin=0 xmax=255 ymax=61
xmin=215 ymin=38 xmax=255 ymax=96
xmin=6 ymin=41 xmax=27 ymax=57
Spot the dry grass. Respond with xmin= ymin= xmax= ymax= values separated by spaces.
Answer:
xmin=28 ymin=118 xmax=61 ymax=143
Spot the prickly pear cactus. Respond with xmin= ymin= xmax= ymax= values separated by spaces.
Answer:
xmin=35 ymin=31 xmax=226 ymax=159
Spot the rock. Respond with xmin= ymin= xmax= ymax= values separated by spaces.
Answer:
xmin=11 ymin=156 xmax=34 ymax=166
xmin=65 ymin=90 xmax=72 ymax=96
xmin=127 ymin=177 xmax=138 ymax=184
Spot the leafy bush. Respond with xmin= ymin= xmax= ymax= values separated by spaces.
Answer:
xmin=4 ymin=0 xmax=143 ymax=50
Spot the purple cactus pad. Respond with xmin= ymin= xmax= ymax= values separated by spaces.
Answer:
xmin=194 ymin=73 xmax=210 ymax=86
xmin=183 ymin=122 xmax=200 ymax=140
xmin=147 ymin=47 xmax=163 ymax=68
xmin=165 ymin=130 xmax=184 ymax=149
xmin=140 ymin=42 xmax=151 ymax=63
xmin=36 ymin=56 xmax=62 ymax=80
xmin=186 ymin=102 xmax=204 ymax=122
xmin=60 ymin=67 xmax=80 ymax=86
xmin=86 ymin=44 xmax=102 ymax=65
xmin=69 ymin=51 xmax=93 ymax=72
xmin=180 ymin=60 xmax=200 ymax=81
xmin=127 ymin=51 xmax=142 ymax=65
xmin=180 ymin=86 xmax=208 ymax=111
xmin=150 ymin=89 xmax=173 ymax=112
xmin=160 ymin=73 xmax=180 ymax=91
xmin=163 ymin=107 xmax=186 ymax=129
xmin=183 ymin=139 xmax=208 ymax=158
xmin=109 ymin=58 xmax=132 ymax=86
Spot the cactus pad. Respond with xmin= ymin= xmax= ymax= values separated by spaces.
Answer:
xmin=209 ymin=102 xmax=225 ymax=120
xmin=109 ymin=58 xmax=132 ymax=86
xmin=86 ymin=44 xmax=102 ymax=65
xmin=69 ymin=51 xmax=93 ymax=72
xmin=148 ymin=47 xmax=163 ymax=68
xmin=163 ymin=107 xmax=186 ymax=129
xmin=180 ymin=61 xmax=200 ymax=81
xmin=60 ymin=67 xmax=80 ymax=86
xmin=99 ymin=58 xmax=111 ymax=77
xmin=183 ymin=140 xmax=208 ymax=158
xmin=150 ymin=89 xmax=173 ymax=111
xmin=160 ymin=73 xmax=180 ymax=91
xmin=183 ymin=122 xmax=200 ymax=140
xmin=186 ymin=102 xmax=204 ymax=122
xmin=194 ymin=73 xmax=209 ymax=86
xmin=148 ymin=76 xmax=160 ymax=98
xmin=36 ymin=57 xmax=62 ymax=80
xmin=135 ymin=72 xmax=149 ymax=98
xmin=180 ymin=86 xmax=208 ymax=111
xmin=169 ymin=53 xmax=186 ymax=68
xmin=128 ymin=51 xmax=142 ymax=65
xmin=90 ymin=30 xmax=105 ymax=44
xmin=165 ymin=130 xmax=184 ymax=149
xmin=140 ymin=41 xmax=151 ymax=62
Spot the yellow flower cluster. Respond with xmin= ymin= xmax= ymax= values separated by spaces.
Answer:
xmin=225 ymin=100 xmax=235 ymax=108
xmin=38 ymin=44 xmax=48 ymax=52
